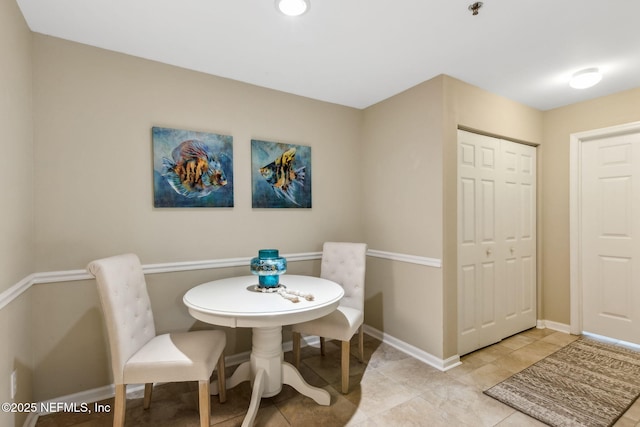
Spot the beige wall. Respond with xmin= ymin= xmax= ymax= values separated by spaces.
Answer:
xmin=362 ymin=77 xmax=444 ymax=256
xmin=0 ymin=0 xmax=34 ymax=425
xmin=0 ymin=0 xmax=34 ymax=292
xmin=361 ymin=77 xmax=445 ymax=357
xmin=0 ymin=294 xmax=32 ymax=427
xmin=32 ymin=35 xmax=364 ymax=271
xmin=540 ymin=88 xmax=640 ymax=324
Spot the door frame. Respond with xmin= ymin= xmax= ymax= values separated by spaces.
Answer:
xmin=569 ymin=120 xmax=640 ymax=335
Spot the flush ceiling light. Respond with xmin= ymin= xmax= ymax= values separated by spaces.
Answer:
xmin=569 ymin=68 xmax=602 ymax=89
xmin=276 ymin=0 xmax=310 ymax=16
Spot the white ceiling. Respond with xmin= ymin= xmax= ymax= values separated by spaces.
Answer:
xmin=16 ymin=0 xmax=640 ymax=110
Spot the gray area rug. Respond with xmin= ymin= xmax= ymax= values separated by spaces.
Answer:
xmin=484 ymin=337 xmax=640 ymax=426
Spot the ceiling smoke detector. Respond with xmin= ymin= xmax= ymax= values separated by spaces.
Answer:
xmin=468 ymin=2 xmax=483 ymax=15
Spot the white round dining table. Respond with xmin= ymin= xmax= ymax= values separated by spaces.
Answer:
xmin=183 ymin=274 xmax=344 ymax=427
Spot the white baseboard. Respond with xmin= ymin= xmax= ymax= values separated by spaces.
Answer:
xmin=536 ymin=319 xmax=571 ymax=334
xmin=362 ymin=325 xmax=461 ymax=371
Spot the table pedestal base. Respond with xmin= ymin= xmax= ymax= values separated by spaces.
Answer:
xmin=215 ymin=326 xmax=330 ymax=427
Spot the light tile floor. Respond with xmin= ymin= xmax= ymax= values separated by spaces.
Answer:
xmin=36 ymin=328 xmax=640 ymax=426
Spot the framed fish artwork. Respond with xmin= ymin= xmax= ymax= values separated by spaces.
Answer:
xmin=251 ymin=139 xmax=312 ymax=208
xmin=152 ymin=126 xmax=234 ymax=207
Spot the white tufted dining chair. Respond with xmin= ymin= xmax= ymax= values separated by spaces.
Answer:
xmin=291 ymin=242 xmax=367 ymax=394
xmin=88 ymin=253 xmax=226 ymax=427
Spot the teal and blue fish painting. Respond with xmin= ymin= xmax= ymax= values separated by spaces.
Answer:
xmin=153 ymin=127 xmax=233 ymax=207
xmin=162 ymin=140 xmax=227 ymax=197
xmin=251 ymin=140 xmax=311 ymax=208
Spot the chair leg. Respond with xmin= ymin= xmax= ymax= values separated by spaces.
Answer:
xmin=358 ymin=326 xmax=364 ymax=363
xmin=341 ymin=340 xmax=350 ymax=394
xmin=320 ymin=337 xmax=326 ymax=356
xmin=113 ymin=384 xmax=126 ymax=427
xmin=198 ymin=380 xmax=211 ymax=427
xmin=217 ymin=352 xmax=227 ymax=404
xmin=143 ymin=383 xmax=153 ymax=409
xmin=292 ymin=331 xmax=301 ymax=368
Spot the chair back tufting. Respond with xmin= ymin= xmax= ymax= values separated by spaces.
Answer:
xmin=320 ymin=242 xmax=367 ymax=311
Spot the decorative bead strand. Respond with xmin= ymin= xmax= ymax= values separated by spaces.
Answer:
xmin=277 ymin=288 xmax=300 ymax=303
xmin=284 ymin=288 xmax=315 ymax=301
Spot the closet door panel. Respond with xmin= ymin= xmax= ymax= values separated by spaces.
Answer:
xmin=500 ymin=140 xmax=537 ymax=337
xmin=457 ymin=130 xmax=501 ymax=354
xmin=458 ymin=130 xmax=537 ymax=354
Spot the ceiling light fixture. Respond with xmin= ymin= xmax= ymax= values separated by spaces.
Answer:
xmin=569 ymin=68 xmax=602 ymax=89
xmin=276 ymin=0 xmax=310 ymax=17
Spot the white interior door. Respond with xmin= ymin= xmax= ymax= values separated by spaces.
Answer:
xmin=500 ymin=141 xmax=537 ymax=337
xmin=458 ymin=130 xmax=537 ymax=355
xmin=458 ymin=131 xmax=501 ymax=354
xmin=581 ymin=132 xmax=640 ymax=344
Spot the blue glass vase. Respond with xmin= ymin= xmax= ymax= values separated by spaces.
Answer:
xmin=250 ymin=249 xmax=287 ymax=288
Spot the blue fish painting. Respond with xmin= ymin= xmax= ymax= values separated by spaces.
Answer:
xmin=153 ymin=127 xmax=233 ymax=208
xmin=251 ymin=140 xmax=311 ymax=208
xmin=259 ymin=147 xmax=306 ymax=205
xmin=162 ymin=140 xmax=227 ymax=198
